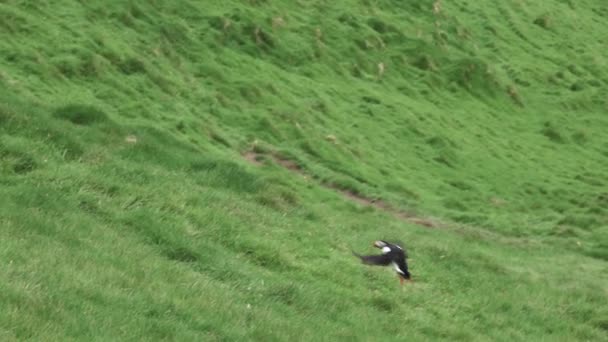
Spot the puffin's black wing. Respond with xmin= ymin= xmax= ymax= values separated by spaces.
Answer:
xmin=353 ymin=252 xmax=392 ymax=266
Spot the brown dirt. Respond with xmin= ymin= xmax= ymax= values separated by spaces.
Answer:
xmin=339 ymin=188 xmax=377 ymax=207
xmin=125 ymin=135 xmax=138 ymax=144
xmin=274 ymin=155 xmax=303 ymax=173
xmin=242 ymin=151 xmax=263 ymax=166
xmin=490 ymin=197 xmax=507 ymax=207
xmin=336 ymin=187 xmax=441 ymax=228
xmin=243 ymin=150 xmax=443 ymax=228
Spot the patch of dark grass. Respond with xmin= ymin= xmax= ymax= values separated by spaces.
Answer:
xmin=191 ymin=159 xmax=264 ymax=193
xmin=256 ymin=186 xmax=299 ymax=210
xmin=443 ymin=198 xmax=468 ymax=211
xmin=208 ymin=130 xmax=232 ymax=147
xmin=367 ymin=18 xmax=399 ymax=34
xmin=558 ymin=214 xmax=600 ymax=230
xmin=53 ymin=105 xmax=110 ymax=126
xmin=51 ymin=55 xmax=82 ymax=77
xmin=12 ymin=155 xmax=37 ymax=174
xmin=255 ymin=117 xmax=285 ymax=142
xmin=384 ymin=182 xmax=420 ymax=201
xmin=453 ymin=213 xmax=488 ymax=226
xmin=147 ymin=69 xmax=178 ymax=94
xmin=571 ymin=131 xmax=587 ymax=144
xmin=164 ymin=246 xmax=200 ymax=263
xmin=427 ymin=136 xmax=456 ymax=148
xmin=117 ymin=57 xmax=147 ymax=75
xmin=370 ymin=296 xmax=395 ymax=312
xmin=541 ymin=122 xmax=566 ymax=143
xmin=433 ymin=153 xmax=456 ymax=168
xmin=592 ymin=318 xmax=608 ymax=332
xmin=533 ymin=15 xmax=551 ymax=29
xmin=446 ymin=58 xmax=502 ymax=96
xmin=239 ymin=84 xmax=263 ymax=103
xmin=160 ymin=21 xmax=192 ymax=45
xmin=361 ymin=96 xmax=381 ymax=104
xmin=122 ymin=210 xmax=200 ymax=263
xmin=80 ymin=53 xmax=111 ymax=77
xmin=412 ymin=55 xmax=439 ymax=71
xmin=264 ymin=283 xmax=298 ymax=305
xmin=570 ymin=81 xmax=585 ymax=92
xmin=549 ymin=225 xmax=580 ymax=238
xmin=242 ymin=246 xmax=288 ymax=271
xmin=448 ymin=180 xmax=475 ymax=191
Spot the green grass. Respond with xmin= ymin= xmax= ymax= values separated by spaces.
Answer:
xmin=1 ymin=0 xmax=607 ymax=340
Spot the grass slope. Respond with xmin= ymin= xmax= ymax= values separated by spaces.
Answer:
xmin=1 ymin=0 xmax=607 ymax=340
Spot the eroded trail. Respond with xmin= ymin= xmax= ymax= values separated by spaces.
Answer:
xmin=243 ymin=150 xmax=443 ymax=228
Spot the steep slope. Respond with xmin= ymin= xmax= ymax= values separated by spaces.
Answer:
xmin=1 ymin=1 xmax=607 ymax=340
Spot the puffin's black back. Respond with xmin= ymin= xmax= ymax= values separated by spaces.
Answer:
xmin=387 ymin=243 xmax=410 ymax=279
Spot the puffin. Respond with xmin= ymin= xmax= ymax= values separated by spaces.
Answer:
xmin=354 ymin=240 xmax=411 ymax=285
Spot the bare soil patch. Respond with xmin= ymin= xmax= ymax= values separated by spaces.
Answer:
xmin=242 ymin=151 xmax=263 ymax=166
xmin=243 ymin=150 xmax=443 ymax=228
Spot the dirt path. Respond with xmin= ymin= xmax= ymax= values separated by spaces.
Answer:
xmin=243 ymin=151 xmax=442 ymax=228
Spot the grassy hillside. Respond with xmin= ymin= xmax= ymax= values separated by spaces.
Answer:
xmin=1 ymin=0 xmax=607 ymax=340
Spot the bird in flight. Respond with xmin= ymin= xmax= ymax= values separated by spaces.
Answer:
xmin=354 ymin=240 xmax=411 ymax=285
